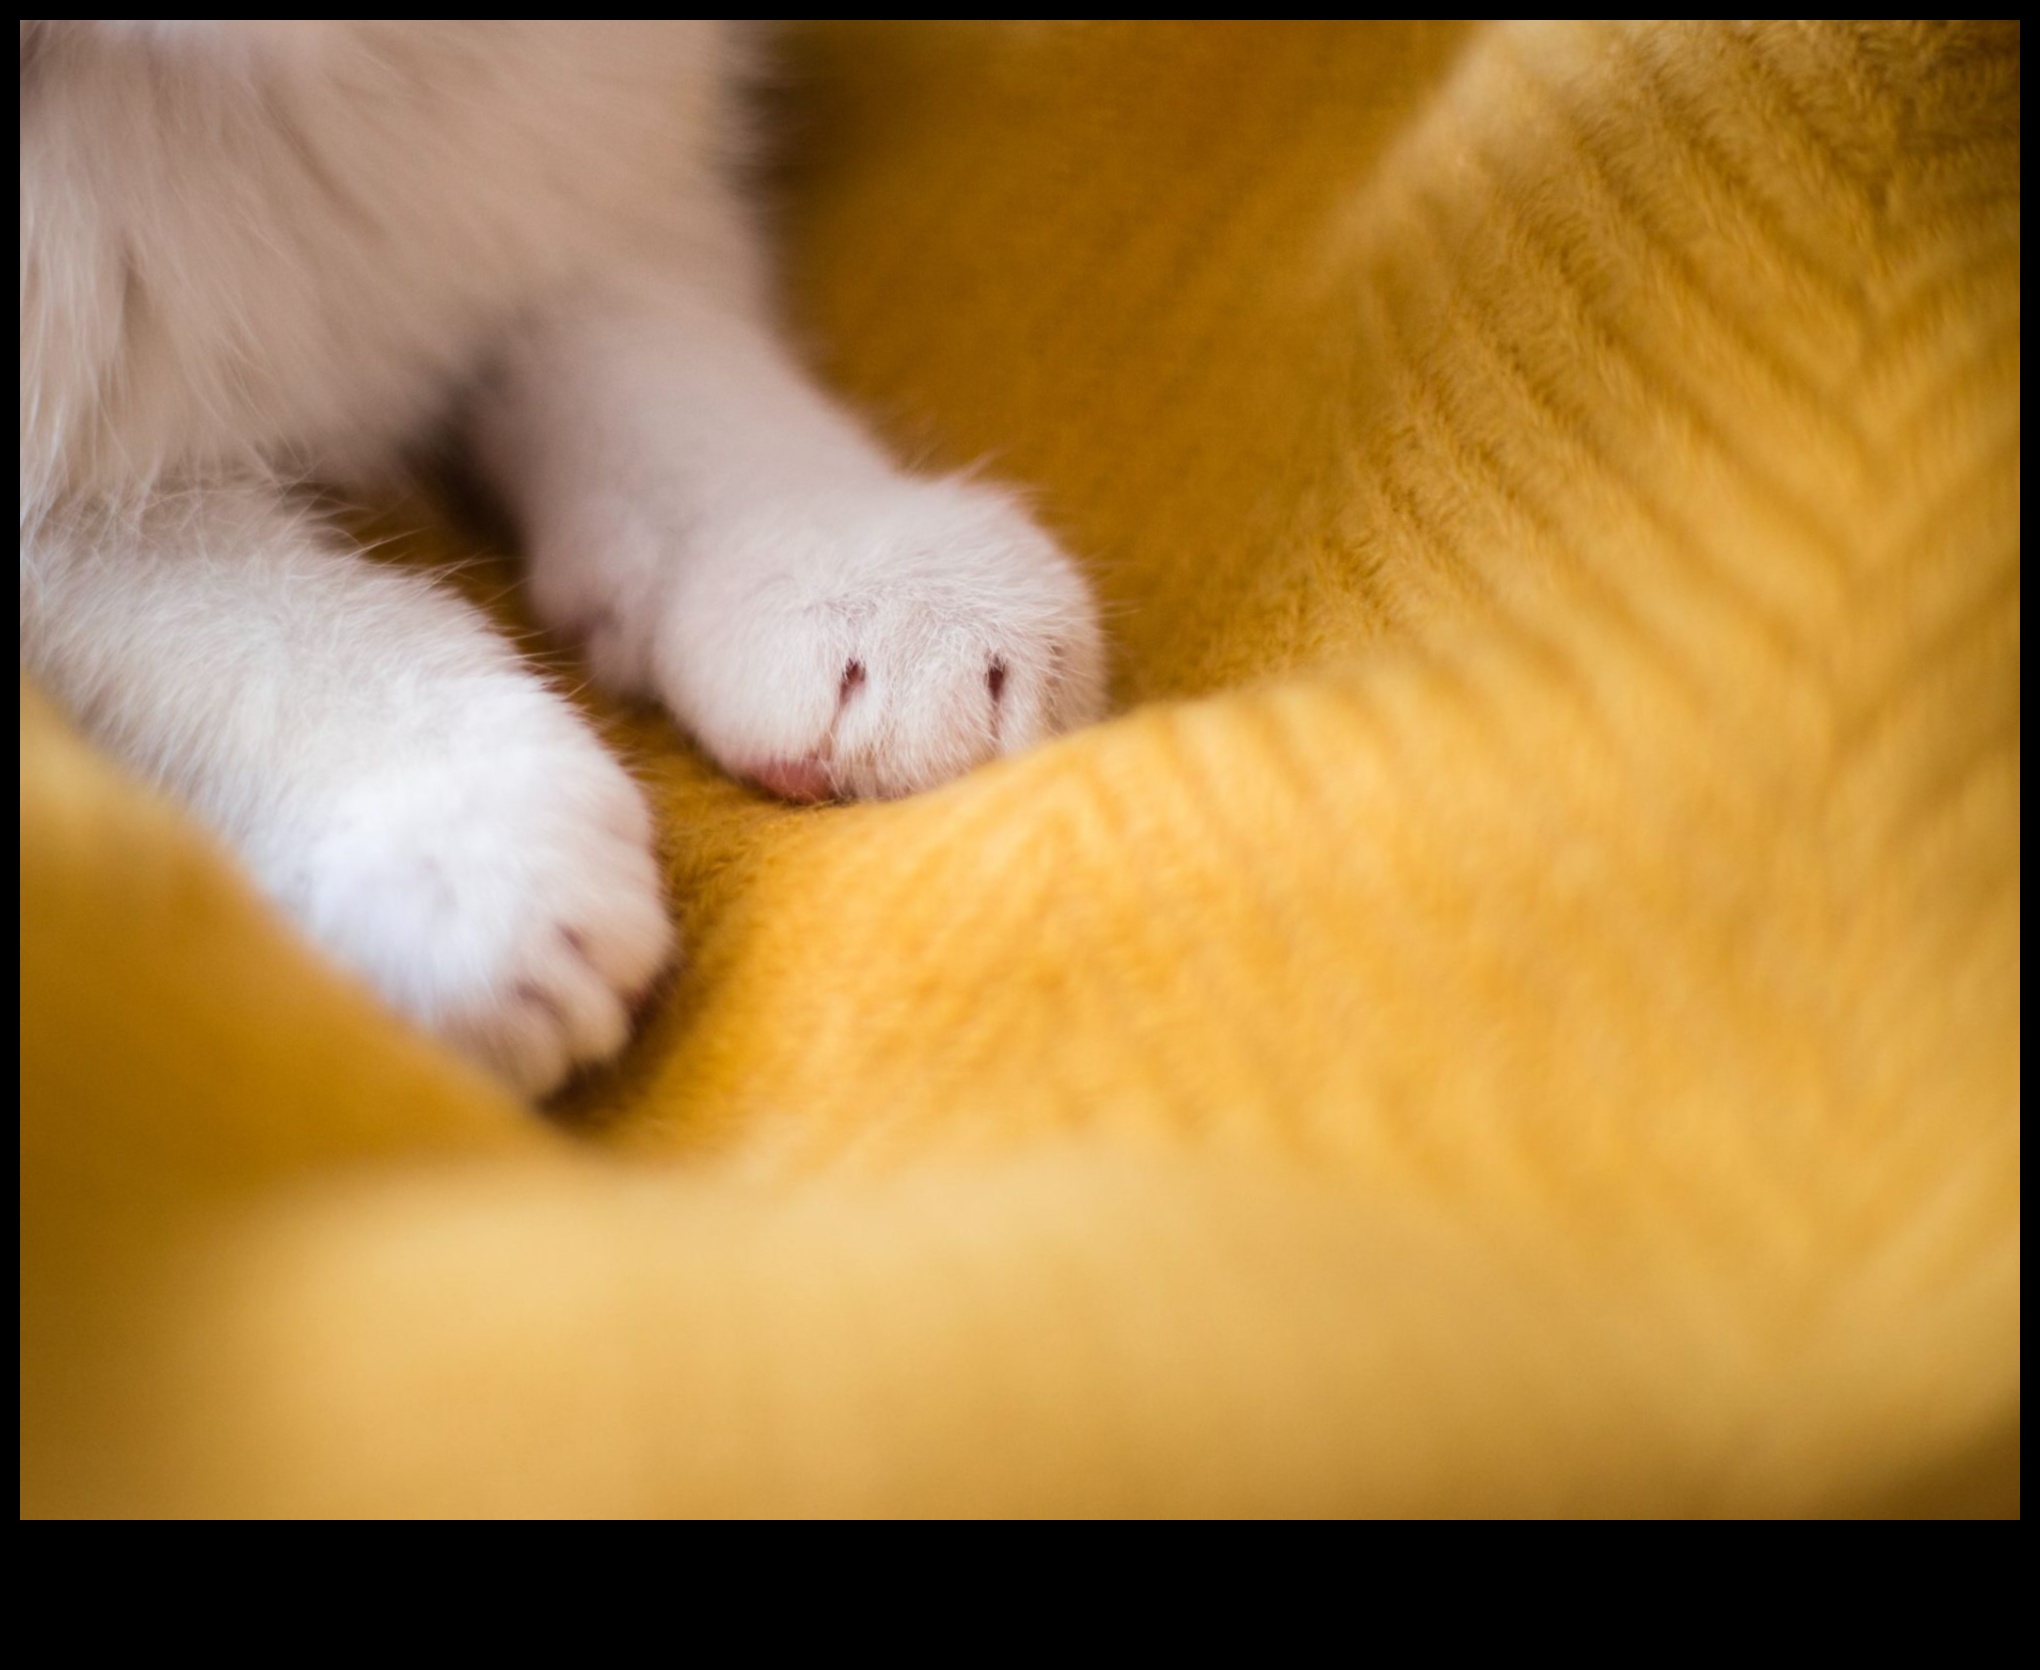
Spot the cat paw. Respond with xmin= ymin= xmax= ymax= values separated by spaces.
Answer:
xmin=654 ymin=478 xmax=1107 ymax=800
xmin=267 ymin=686 xmax=673 ymax=1097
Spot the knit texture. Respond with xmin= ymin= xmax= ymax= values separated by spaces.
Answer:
xmin=21 ymin=21 xmax=2020 ymax=1516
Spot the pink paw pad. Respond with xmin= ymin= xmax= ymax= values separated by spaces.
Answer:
xmin=746 ymin=756 xmax=835 ymax=803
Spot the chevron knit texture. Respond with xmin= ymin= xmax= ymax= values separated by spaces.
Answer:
xmin=21 ymin=21 xmax=2019 ymax=1516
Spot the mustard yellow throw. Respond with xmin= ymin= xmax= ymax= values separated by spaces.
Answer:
xmin=21 ymin=21 xmax=2020 ymax=1516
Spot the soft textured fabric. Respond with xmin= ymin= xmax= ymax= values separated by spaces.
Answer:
xmin=20 ymin=20 xmax=2020 ymax=1517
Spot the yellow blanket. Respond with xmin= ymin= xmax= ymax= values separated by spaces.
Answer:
xmin=21 ymin=21 xmax=2020 ymax=1516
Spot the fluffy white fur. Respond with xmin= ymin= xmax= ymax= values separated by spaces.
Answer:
xmin=19 ymin=21 xmax=1106 ymax=1095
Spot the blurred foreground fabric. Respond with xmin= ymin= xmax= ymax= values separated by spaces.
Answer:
xmin=21 ymin=21 xmax=2019 ymax=1516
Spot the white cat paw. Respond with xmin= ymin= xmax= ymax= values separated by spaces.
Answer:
xmin=654 ymin=478 xmax=1107 ymax=800
xmin=264 ymin=686 xmax=672 ymax=1097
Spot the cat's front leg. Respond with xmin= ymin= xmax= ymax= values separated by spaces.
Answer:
xmin=20 ymin=482 xmax=672 ymax=1095
xmin=470 ymin=276 xmax=1107 ymax=801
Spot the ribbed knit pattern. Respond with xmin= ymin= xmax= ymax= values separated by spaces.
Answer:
xmin=21 ymin=21 xmax=2018 ymax=1515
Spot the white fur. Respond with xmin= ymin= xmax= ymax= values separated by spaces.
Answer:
xmin=20 ymin=22 xmax=1107 ymax=1095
